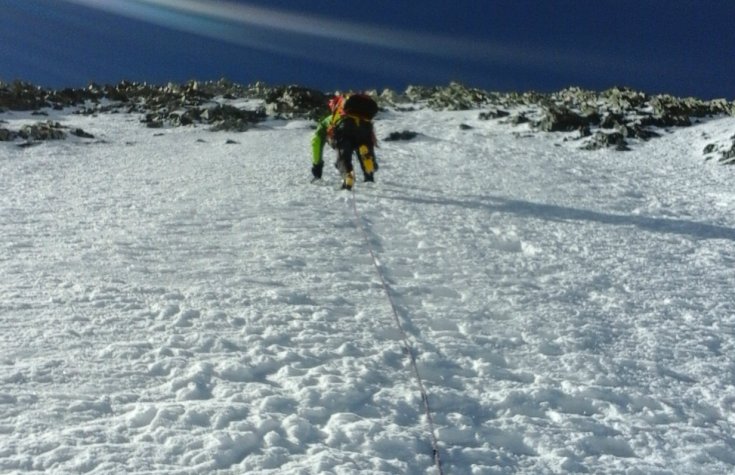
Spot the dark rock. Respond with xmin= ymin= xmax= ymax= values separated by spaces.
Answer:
xmin=624 ymin=123 xmax=660 ymax=140
xmin=210 ymin=119 xmax=253 ymax=132
xmin=2 ymin=78 xmax=733 ymax=160
xmin=600 ymin=112 xmax=625 ymax=129
xmin=537 ymin=106 xmax=599 ymax=132
xmin=0 ymin=128 xmax=17 ymax=141
xmin=638 ymin=113 xmax=691 ymax=128
xmin=18 ymin=121 xmax=66 ymax=141
xmin=601 ymin=87 xmax=648 ymax=111
xmin=265 ymin=85 xmax=327 ymax=119
xmin=384 ymin=130 xmax=418 ymax=141
xmin=46 ymin=87 xmax=96 ymax=109
xmin=582 ymin=131 xmax=629 ymax=151
xmin=71 ymin=128 xmax=95 ymax=139
xmin=479 ymin=109 xmax=510 ymax=120
xmin=404 ymin=85 xmax=439 ymax=103
xmin=201 ymin=104 xmax=263 ymax=123
xmin=459 ymin=123 xmax=473 ymax=130
xmin=405 ymin=82 xmax=494 ymax=110
xmin=0 ymin=81 xmax=49 ymax=110
xmin=719 ymin=142 xmax=735 ymax=164
xmin=647 ymin=95 xmax=716 ymax=127
xmin=104 ymin=83 xmax=132 ymax=103
xmin=178 ymin=111 xmax=197 ymax=126
xmin=169 ymin=109 xmax=199 ymax=126
xmin=201 ymin=104 xmax=264 ymax=131
xmin=509 ymin=114 xmax=530 ymax=125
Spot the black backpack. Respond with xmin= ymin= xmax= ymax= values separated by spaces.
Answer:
xmin=342 ymin=94 xmax=378 ymax=120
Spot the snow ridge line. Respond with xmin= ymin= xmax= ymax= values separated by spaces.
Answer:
xmin=349 ymin=188 xmax=445 ymax=475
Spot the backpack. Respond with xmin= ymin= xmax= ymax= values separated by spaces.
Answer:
xmin=326 ymin=94 xmax=378 ymax=144
xmin=341 ymin=94 xmax=378 ymax=121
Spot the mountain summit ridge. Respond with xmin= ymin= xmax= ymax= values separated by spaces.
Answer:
xmin=2 ymin=79 xmax=735 ymax=163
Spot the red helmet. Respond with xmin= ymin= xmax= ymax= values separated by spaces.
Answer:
xmin=328 ymin=95 xmax=342 ymax=113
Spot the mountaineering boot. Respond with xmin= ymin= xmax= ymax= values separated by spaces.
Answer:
xmin=364 ymin=173 xmax=374 ymax=182
xmin=341 ymin=171 xmax=355 ymax=190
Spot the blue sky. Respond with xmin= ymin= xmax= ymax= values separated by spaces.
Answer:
xmin=2 ymin=0 xmax=733 ymax=99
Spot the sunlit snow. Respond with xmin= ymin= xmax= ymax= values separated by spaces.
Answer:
xmin=1 ymin=100 xmax=734 ymax=474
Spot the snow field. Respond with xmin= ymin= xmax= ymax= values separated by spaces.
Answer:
xmin=1 ymin=104 xmax=735 ymax=473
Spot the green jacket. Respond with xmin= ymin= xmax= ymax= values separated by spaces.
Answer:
xmin=311 ymin=114 xmax=337 ymax=166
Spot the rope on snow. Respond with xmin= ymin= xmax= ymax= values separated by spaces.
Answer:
xmin=349 ymin=187 xmax=444 ymax=475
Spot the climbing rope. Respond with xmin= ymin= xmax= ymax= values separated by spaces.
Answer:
xmin=349 ymin=188 xmax=444 ymax=475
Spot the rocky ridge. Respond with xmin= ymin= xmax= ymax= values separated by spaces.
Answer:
xmin=1 ymin=79 xmax=733 ymax=163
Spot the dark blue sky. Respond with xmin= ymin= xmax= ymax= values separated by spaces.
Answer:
xmin=2 ymin=0 xmax=733 ymax=99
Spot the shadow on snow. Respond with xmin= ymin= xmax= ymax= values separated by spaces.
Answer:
xmin=378 ymin=182 xmax=735 ymax=242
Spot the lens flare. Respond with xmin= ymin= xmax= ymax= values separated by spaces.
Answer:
xmin=59 ymin=0 xmax=634 ymax=76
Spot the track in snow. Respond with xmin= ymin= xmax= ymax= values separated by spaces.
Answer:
xmin=1 ymin=106 xmax=735 ymax=473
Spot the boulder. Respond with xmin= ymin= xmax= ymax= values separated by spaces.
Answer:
xmin=1 ymin=79 xmax=731 ymax=161
xmin=508 ymin=114 xmax=530 ymax=125
xmin=537 ymin=106 xmax=600 ymax=132
xmin=553 ymin=86 xmax=600 ymax=111
xmin=0 ymin=128 xmax=17 ymax=141
xmin=719 ymin=142 xmax=735 ymax=164
xmin=0 ymin=81 xmax=49 ymax=110
xmin=18 ymin=121 xmax=66 ymax=141
xmin=384 ymin=130 xmax=418 ymax=141
xmin=400 ymin=82 xmax=496 ymax=110
xmin=71 ymin=128 xmax=95 ymax=139
xmin=479 ymin=109 xmax=510 ymax=120
xmin=601 ymin=87 xmax=648 ymax=111
xmin=427 ymin=82 xmax=494 ymax=110
xmin=599 ymin=112 xmax=626 ymax=129
xmin=265 ymin=85 xmax=327 ymax=119
xmin=582 ymin=131 xmax=629 ymax=151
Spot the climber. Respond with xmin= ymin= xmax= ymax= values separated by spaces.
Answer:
xmin=311 ymin=93 xmax=378 ymax=190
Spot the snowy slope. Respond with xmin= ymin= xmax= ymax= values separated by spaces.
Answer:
xmin=1 ymin=103 xmax=735 ymax=474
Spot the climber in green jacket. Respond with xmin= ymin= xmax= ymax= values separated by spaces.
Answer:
xmin=310 ymin=113 xmax=335 ymax=181
xmin=311 ymin=94 xmax=378 ymax=189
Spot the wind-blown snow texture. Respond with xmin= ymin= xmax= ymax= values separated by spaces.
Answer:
xmin=1 ymin=101 xmax=735 ymax=474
